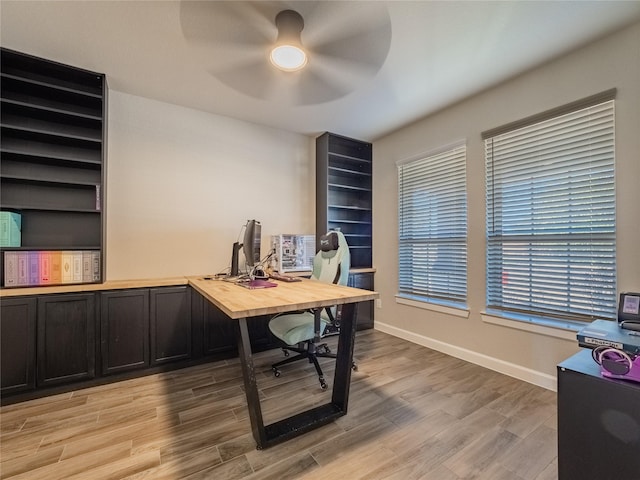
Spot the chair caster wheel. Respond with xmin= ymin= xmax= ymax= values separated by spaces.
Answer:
xmin=324 ymin=346 xmax=331 ymax=354
xmin=273 ymin=368 xmax=281 ymax=378
xmin=319 ymin=377 xmax=328 ymax=390
xmin=351 ymin=363 xmax=358 ymax=371
xmin=282 ymin=349 xmax=289 ymax=357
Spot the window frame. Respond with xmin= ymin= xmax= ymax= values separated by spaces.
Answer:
xmin=397 ymin=140 xmax=468 ymax=307
xmin=483 ymin=91 xmax=617 ymax=323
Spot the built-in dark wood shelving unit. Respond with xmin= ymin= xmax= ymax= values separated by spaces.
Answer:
xmin=316 ymin=132 xmax=374 ymax=329
xmin=0 ymin=48 xmax=107 ymax=287
xmin=316 ymin=132 xmax=372 ymax=268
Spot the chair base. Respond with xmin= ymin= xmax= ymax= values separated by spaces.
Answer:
xmin=271 ymin=342 xmax=356 ymax=390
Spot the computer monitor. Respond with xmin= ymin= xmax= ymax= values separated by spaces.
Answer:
xmin=243 ymin=219 xmax=261 ymax=268
xmin=229 ymin=219 xmax=261 ymax=277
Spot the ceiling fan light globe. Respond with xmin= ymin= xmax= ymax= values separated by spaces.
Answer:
xmin=270 ymin=45 xmax=307 ymax=72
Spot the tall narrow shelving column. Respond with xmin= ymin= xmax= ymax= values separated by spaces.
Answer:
xmin=0 ymin=49 xmax=106 ymax=287
xmin=316 ymin=132 xmax=372 ymax=266
xmin=316 ymin=132 xmax=374 ymax=328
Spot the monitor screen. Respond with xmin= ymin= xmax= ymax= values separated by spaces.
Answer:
xmin=229 ymin=219 xmax=261 ymax=277
xmin=622 ymin=294 xmax=640 ymax=315
xmin=243 ymin=219 xmax=261 ymax=268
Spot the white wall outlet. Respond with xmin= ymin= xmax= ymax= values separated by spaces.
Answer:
xmin=376 ymin=299 xmax=382 ymax=309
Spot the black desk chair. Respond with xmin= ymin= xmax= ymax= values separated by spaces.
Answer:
xmin=268 ymin=231 xmax=354 ymax=389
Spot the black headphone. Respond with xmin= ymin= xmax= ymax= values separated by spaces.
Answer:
xmin=592 ymin=346 xmax=635 ymax=376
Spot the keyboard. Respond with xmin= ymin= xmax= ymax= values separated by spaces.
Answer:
xmin=269 ymin=272 xmax=302 ymax=282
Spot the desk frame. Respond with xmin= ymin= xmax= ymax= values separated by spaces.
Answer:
xmin=188 ymin=277 xmax=375 ymax=450
xmin=237 ymin=302 xmax=357 ymax=449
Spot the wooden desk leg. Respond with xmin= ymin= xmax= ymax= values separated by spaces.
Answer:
xmin=332 ymin=302 xmax=357 ymax=410
xmin=236 ymin=317 xmax=267 ymax=449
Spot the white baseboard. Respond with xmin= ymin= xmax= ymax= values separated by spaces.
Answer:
xmin=374 ymin=321 xmax=557 ymax=392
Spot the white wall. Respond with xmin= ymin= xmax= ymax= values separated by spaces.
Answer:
xmin=106 ymin=91 xmax=314 ymax=280
xmin=373 ymin=22 xmax=640 ymax=389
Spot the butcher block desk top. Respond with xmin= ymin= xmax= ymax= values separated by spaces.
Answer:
xmin=187 ymin=276 xmax=378 ymax=320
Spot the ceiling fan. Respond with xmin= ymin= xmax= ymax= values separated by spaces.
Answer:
xmin=179 ymin=1 xmax=392 ymax=105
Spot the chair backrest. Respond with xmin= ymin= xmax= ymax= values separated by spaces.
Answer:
xmin=311 ymin=230 xmax=350 ymax=286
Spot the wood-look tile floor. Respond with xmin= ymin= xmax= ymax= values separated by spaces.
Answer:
xmin=0 ymin=330 xmax=558 ymax=480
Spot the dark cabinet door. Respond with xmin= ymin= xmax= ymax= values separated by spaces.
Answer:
xmin=100 ymin=289 xmax=149 ymax=375
xmin=1 ymin=297 xmax=36 ymax=394
xmin=37 ymin=293 xmax=95 ymax=386
xmin=247 ymin=315 xmax=277 ymax=352
xmin=202 ymin=301 xmax=236 ymax=356
xmin=150 ymin=286 xmax=192 ymax=365
xmin=192 ymin=289 xmax=275 ymax=358
xmin=348 ymin=272 xmax=374 ymax=330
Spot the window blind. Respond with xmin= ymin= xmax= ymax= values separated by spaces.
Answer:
xmin=485 ymin=100 xmax=616 ymax=321
xmin=398 ymin=144 xmax=467 ymax=303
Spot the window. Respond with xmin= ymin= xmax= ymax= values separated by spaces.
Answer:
xmin=484 ymin=91 xmax=617 ymax=321
xmin=397 ymin=142 xmax=467 ymax=304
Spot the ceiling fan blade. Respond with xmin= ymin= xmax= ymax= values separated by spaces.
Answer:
xmin=294 ymin=66 xmax=354 ymax=106
xmin=300 ymin=1 xmax=391 ymax=49
xmin=179 ymin=0 xmax=274 ymax=48
xmin=291 ymin=55 xmax=375 ymax=105
xmin=310 ymin=20 xmax=392 ymax=74
xmin=211 ymin=58 xmax=277 ymax=101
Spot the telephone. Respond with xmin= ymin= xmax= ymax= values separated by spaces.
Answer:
xmin=619 ymin=292 xmax=640 ymax=332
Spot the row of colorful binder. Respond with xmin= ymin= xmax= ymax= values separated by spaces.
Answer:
xmin=3 ymin=250 xmax=101 ymax=287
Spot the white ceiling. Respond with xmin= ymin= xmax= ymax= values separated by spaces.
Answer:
xmin=2 ymin=1 xmax=640 ymax=141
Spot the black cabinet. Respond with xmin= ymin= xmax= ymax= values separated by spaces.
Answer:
xmin=194 ymin=289 xmax=277 ymax=358
xmin=101 ymin=287 xmax=196 ymax=372
xmin=316 ymin=132 xmax=372 ymax=268
xmin=100 ymin=289 xmax=150 ymax=375
xmin=202 ymin=300 xmax=236 ymax=356
xmin=150 ymin=286 xmax=192 ymax=365
xmin=348 ymin=272 xmax=374 ymax=330
xmin=37 ymin=293 xmax=95 ymax=386
xmin=0 ymin=48 xmax=106 ymax=287
xmin=557 ymin=350 xmax=640 ymax=479
xmin=1 ymin=297 xmax=36 ymax=394
xmin=1 ymin=285 xmax=285 ymax=404
xmin=247 ymin=315 xmax=276 ymax=351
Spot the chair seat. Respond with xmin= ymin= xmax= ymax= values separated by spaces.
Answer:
xmin=269 ymin=311 xmax=330 ymax=346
